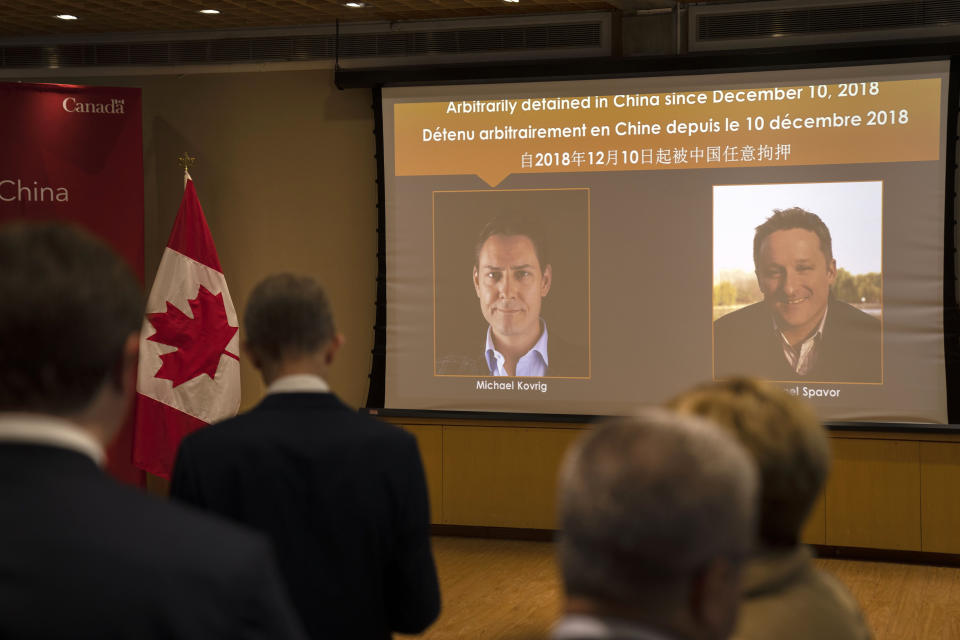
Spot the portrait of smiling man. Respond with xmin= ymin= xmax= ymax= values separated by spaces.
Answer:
xmin=437 ymin=210 xmax=588 ymax=378
xmin=714 ymin=207 xmax=882 ymax=383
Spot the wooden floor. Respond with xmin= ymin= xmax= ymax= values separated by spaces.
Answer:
xmin=398 ymin=536 xmax=960 ymax=640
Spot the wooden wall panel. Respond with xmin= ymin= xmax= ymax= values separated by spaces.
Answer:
xmin=389 ymin=419 xmax=960 ymax=555
xmin=920 ymin=442 xmax=960 ymax=554
xmin=403 ymin=424 xmax=444 ymax=524
xmin=826 ymin=438 xmax=920 ymax=550
xmin=800 ymin=490 xmax=826 ymax=545
xmin=442 ymin=426 xmax=582 ymax=528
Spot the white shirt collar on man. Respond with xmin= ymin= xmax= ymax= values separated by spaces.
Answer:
xmin=485 ymin=319 xmax=550 ymax=377
xmin=0 ymin=413 xmax=105 ymax=466
xmin=551 ymin=614 xmax=676 ymax=640
xmin=266 ymin=374 xmax=330 ymax=395
xmin=777 ymin=303 xmax=829 ymax=376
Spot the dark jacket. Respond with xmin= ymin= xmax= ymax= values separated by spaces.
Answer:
xmin=714 ymin=300 xmax=881 ymax=383
xmin=735 ymin=546 xmax=872 ymax=640
xmin=0 ymin=443 xmax=305 ymax=640
xmin=171 ymin=392 xmax=440 ymax=640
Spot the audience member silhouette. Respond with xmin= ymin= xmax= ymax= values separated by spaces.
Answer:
xmin=171 ymin=273 xmax=440 ymax=640
xmin=670 ymin=377 xmax=871 ymax=640
xmin=552 ymin=408 xmax=758 ymax=640
xmin=0 ymin=223 xmax=305 ymax=639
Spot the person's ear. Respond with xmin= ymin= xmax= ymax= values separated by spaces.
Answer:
xmin=113 ymin=332 xmax=139 ymax=397
xmin=325 ymin=333 xmax=345 ymax=366
xmin=826 ymin=258 xmax=837 ymax=284
xmin=473 ymin=265 xmax=482 ymax=298
xmin=242 ymin=340 xmax=263 ymax=371
xmin=541 ymin=264 xmax=552 ymax=297
xmin=689 ymin=557 xmax=742 ymax=640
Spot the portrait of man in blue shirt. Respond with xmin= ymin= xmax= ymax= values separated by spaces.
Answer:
xmin=438 ymin=214 xmax=584 ymax=378
xmin=473 ymin=217 xmax=552 ymax=377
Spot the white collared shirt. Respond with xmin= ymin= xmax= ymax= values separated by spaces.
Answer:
xmin=551 ymin=614 xmax=675 ymax=640
xmin=778 ymin=304 xmax=829 ymax=375
xmin=266 ymin=374 xmax=330 ymax=395
xmin=0 ymin=413 xmax=105 ymax=466
xmin=484 ymin=319 xmax=549 ymax=377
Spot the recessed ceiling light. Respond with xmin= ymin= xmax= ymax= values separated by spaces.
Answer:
xmin=503 ymin=0 xmax=520 ymax=3
xmin=54 ymin=14 xmax=78 ymax=20
xmin=345 ymin=2 xmax=366 ymax=7
xmin=198 ymin=9 xmax=220 ymax=14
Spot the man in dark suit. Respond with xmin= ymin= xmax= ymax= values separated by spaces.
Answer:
xmin=438 ymin=214 xmax=587 ymax=377
xmin=171 ymin=274 xmax=440 ymax=640
xmin=714 ymin=207 xmax=881 ymax=383
xmin=0 ymin=223 xmax=305 ymax=640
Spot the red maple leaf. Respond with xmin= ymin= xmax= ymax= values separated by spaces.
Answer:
xmin=147 ymin=285 xmax=239 ymax=387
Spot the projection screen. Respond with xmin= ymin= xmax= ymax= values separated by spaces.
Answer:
xmin=382 ymin=59 xmax=951 ymax=423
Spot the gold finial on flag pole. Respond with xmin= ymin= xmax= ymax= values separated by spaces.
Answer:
xmin=177 ymin=152 xmax=197 ymax=187
xmin=177 ymin=152 xmax=197 ymax=171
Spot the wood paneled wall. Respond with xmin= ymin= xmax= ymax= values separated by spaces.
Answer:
xmin=394 ymin=418 xmax=960 ymax=553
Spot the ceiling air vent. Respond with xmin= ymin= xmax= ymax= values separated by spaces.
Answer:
xmin=689 ymin=0 xmax=960 ymax=52
xmin=0 ymin=13 xmax=609 ymax=71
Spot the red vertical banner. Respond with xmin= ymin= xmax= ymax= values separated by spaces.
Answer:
xmin=0 ymin=82 xmax=144 ymax=486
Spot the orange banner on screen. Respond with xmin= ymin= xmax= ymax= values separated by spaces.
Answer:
xmin=394 ymin=78 xmax=941 ymax=187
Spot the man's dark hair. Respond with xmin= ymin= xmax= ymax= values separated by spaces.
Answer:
xmin=244 ymin=273 xmax=336 ymax=363
xmin=753 ymin=207 xmax=833 ymax=269
xmin=474 ymin=214 xmax=549 ymax=269
xmin=0 ymin=223 xmax=143 ymax=413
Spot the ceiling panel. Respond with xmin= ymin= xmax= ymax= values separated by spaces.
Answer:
xmin=1 ymin=1 xmax=618 ymax=37
xmin=0 ymin=0 xmax=741 ymax=38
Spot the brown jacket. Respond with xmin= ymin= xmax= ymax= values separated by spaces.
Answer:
xmin=735 ymin=546 xmax=871 ymax=640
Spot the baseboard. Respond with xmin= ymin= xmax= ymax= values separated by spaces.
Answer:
xmin=811 ymin=544 xmax=960 ymax=567
xmin=429 ymin=528 xmax=960 ymax=565
xmin=431 ymin=524 xmax=555 ymax=541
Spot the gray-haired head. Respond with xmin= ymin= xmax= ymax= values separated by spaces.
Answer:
xmin=244 ymin=273 xmax=336 ymax=364
xmin=558 ymin=408 xmax=757 ymax=619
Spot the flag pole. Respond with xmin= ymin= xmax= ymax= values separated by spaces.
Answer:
xmin=177 ymin=152 xmax=196 ymax=187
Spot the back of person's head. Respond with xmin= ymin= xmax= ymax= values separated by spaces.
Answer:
xmin=0 ymin=223 xmax=143 ymax=414
xmin=669 ymin=377 xmax=830 ymax=548
xmin=244 ymin=273 xmax=336 ymax=364
xmin=558 ymin=408 xmax=757 ymax=637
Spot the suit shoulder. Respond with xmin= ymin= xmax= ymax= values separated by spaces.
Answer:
xmin=104 ymin=481 xmax=269 ymax=562
xmin=178 ymin=410 xmax=264 ymax=451
xmin=715 ymin=303 xmax=767 ymax=332
xmin=353 ymin=412 xmax=417 ymax=445
xmin=832 ymin=300 xmax=881 ymax=327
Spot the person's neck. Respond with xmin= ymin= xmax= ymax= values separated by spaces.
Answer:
xmin=564 ymin=596 xmax=694 ymax=639
xmin=66 ymin=383 xmax=128 ymax=450
xmin=778 ymin=310 xmax=826 ymax=348
xmin=492 ymin=325 xmax=542 ymax=376
xmin=261 ymin=355 xmax=329 ymax=387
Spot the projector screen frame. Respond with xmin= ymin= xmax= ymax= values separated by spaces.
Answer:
xmin=353 ymin=42 xmax=960 ymax=428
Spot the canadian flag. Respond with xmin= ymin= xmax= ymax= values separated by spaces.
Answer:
xmin=132 ymin=171 xmax=240 ymax=479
